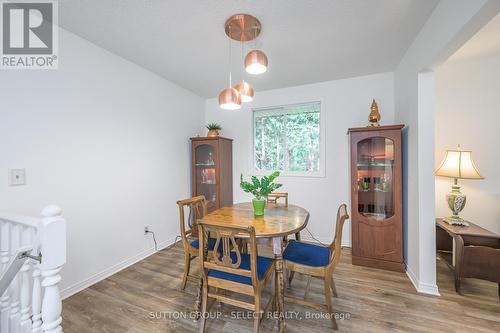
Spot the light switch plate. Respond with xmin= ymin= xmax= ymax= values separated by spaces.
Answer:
xmin=9 ymin=169 xmax=26 ymax=186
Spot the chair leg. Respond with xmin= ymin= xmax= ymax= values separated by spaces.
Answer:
xmin=303 ymin=275 xmax=312 ymax=300
xmin=199 ymin=283 xmax=208 ymax=333
xmin=295 ymin=232 xmax=301 ymax=241
xmin=271 ymin=276 xmax=276 ymax=312
xmin=214 ymin=288 xmax=223 ymax=308
xmin=288 ymin=271 xmax=295 ymax=286
xmin=331 ymin=276 xmax=338 ymax=298
xmin=324 ymin=278 xmax=338 ymax=331
xmin=455 ymin=277 xmax=461 ymax=294
xmin=253 ymin=294 xmax=261 ymax=333
xmin=181 ymin=253 xmax=191 ymax=290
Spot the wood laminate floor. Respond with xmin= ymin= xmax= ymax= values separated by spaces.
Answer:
xmin=62 ymin=243 xmax=500 ymax=332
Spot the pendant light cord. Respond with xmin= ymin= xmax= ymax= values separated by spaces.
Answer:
xmin=228 ymin=26 xmax=232 ymax=87
xmin=254 ymin=23 xmax=257 ymax=49
xmin=241 ymin=40 xmax=244 ymax=83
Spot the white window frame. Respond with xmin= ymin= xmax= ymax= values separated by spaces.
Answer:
xmin=250 ymin=98 xmax=326 ymax=178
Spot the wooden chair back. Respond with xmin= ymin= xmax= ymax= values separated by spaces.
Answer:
xmin=267 ymin=192 xmax=288 ymax=206
xmin=197 ymin=223 xmax=259 ymax=288
xmin=328 ymin=204 xmax=349 ymax=269
xmin=176 ymin=195 xmax=207 ymax=248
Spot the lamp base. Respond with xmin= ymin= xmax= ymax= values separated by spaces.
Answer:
xmin=443 ymin=216 xmax=470 ymax=226
xmin=445 ymin=180 xmax=468 ymax=226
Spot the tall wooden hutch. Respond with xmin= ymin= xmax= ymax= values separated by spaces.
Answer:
xmin=190 ymin=136 xmax=233 ymax=213
xmin=348 ymin=125 xmax=405 ymax=272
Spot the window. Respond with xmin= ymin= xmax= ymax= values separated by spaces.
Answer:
xmin=253 ymin=101 xmax=323 ymax=176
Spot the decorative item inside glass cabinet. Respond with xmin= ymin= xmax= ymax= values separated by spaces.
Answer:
xmin=356 ymin=137 xmax=395 ymax=219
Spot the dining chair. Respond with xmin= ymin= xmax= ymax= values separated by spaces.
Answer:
xmin=197 ymin=223 xmax=275 ymax=333
xmin=176 ymin=195 xmax=217 ymax=290
xmin=267 ymin=192 xmax=288 ymax=206
xmin=283 ymin=204 xmax=349 ymax=330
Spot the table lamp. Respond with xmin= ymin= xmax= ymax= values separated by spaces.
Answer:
xmin=435 ymin=146 xmax=484 ymax=226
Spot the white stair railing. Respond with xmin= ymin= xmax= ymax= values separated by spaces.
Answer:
xmin=0 ymin=206 xmax=66 ymax=333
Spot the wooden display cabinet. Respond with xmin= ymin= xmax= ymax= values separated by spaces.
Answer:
xmin=190 ymin=136 xmax=233 ymax=212
xmin=348 ymin=125 xmax=405 ymax=272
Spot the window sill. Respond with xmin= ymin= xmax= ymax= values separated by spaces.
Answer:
xmin=251 ymin=169 xmax=326 ymax=178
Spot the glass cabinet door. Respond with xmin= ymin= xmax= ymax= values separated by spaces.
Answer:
xmin=194 ymin=144 xmax=217 ymax=209
xmin=356 ymin=137 xmax=395 ymax=220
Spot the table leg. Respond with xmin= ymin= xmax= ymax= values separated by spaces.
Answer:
xmin=452 ymin=238 xmax=456 ymax=267
xmin=273 ymin=237 xmax=285 ymax=333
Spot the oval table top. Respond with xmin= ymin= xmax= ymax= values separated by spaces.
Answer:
xmin=199 ymin=202 xmax=309 ymax=238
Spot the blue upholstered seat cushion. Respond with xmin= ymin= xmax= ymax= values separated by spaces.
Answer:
xmin=283 ymin=240 xmax=330 ymax=267
xmin=190 ymin=238 xmax=217 ymax=251
xmin=208 ymin=252 xmax=273 ymax=285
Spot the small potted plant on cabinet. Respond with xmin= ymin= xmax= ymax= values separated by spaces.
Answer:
xmin=240 ymin=171 xmax=282 ymax=216
xmin=206 ymin=123 xmax=222 ymax=137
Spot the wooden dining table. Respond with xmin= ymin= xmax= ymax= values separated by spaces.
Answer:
xmin=197 ymin=202 xmax=310 ymax=333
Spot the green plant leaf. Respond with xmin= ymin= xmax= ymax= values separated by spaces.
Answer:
xmin=240 ymin=171 xmax=282 ymax=199
xmin=206 ymin=123 xmax=222 ymax=130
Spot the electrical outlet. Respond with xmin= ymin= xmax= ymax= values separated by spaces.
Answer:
xmin=144 ymin=226 xmax=150 ymax=234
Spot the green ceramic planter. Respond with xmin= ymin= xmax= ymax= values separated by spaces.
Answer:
xmin=252 ymin=198 xmax=266 ymax=216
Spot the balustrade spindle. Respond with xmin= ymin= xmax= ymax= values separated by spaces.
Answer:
xmin=10 ymin=223 xmax=21 ymax=333
xmin=20 ymin=227 xmax=33 ymax=333
xmin=31 ymin=267 xmax=42 ymax=333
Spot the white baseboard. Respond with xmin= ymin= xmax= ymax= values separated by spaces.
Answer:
xmin=406 ymin=265 xmax=440 ymax=296
xmin=61 ymin=236 xmax=180 ymax=300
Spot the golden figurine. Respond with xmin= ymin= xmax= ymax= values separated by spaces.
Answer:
xmin=368 ymin=99 xmax=381 ymax=126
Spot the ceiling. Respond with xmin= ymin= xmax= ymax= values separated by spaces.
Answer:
xmin=447 ymin=13 xmax=500 ymax=62
xmin=59 ymin=0 xmax=439 ymax=98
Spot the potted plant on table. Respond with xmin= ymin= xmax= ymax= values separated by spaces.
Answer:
xmin=206 ymin=123 xmax=222 ymax=137
xmin=240 ymin=171 xmax=282 ymax=216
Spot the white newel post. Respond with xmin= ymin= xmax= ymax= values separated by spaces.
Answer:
xmin=40 ymin=206 xmax=66 ymax=333
xmin=1 ymin=221 xmax=11 ymax=333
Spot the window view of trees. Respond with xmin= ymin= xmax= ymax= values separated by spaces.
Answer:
xmin=254 ymin=102 xmax=321 ymax=172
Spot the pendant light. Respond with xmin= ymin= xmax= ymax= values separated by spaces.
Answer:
xmin=221 ymin=14 xmax=268 ymax=108
xmin=245 ymin=49 xmax=268 ymax=75
xmin=245 ymin=22 xmax=268 ymax=75
xmin=219 ymin=26 xmax=241 ymax=110
xmin=234 ymin=41 xmax=254 ymax=102
xmin=233 ymin=81 xmax=254 ymax=102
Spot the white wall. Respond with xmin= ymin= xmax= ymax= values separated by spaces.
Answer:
xmin=0 ymin=28 xmax=204 ymax=297
xmin=394 ymin=0 xmax=500 ymax=295
xmin=205 ymin=72 xmax=395 ymax=246
xmin=435 ymin=53 xmax=500 ymax=234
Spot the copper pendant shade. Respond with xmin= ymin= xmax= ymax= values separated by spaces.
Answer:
xmin=233 ymin=81 xmax=254 ymax=102
xmin=245 ymin=50 xmax=268 ymax=75
xmin=219 ymin=87 xmax=241 ymax=110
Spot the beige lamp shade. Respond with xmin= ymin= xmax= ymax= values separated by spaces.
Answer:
xmin=435 ymin=149 xmax=483 ymax=179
